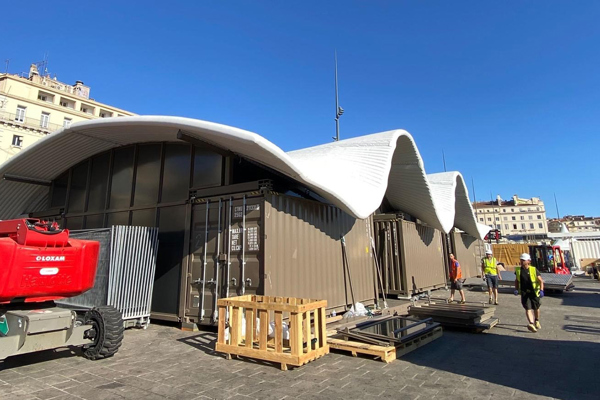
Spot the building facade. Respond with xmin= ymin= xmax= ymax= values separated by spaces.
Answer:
xmin=548 ymin=215 xmax=600 ymax=233
xmin=473 ymin=194 xmax=548 ymax=239
xmin=0 ymin=63 xmax=134 ymax=164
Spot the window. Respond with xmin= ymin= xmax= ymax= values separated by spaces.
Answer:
xmin=99 ymin=110 xmax=112 ymax=118
xmin=15 ymin=106 xmax=26 ymax=122
xmin=503 ymin=217 xmax=507 ymax=221
xmin=530 ymin=223 xmax=534 ymax=229
xmin=11 ymin=135 xmax=23 ymax=147
xmin=504 ymin=224 xmax=509 ymax=230
xmin=528 ymin=215 xmax=533 ymax=220
xmin=521 ymin=223 xmax=525 ymax=229
xmin=511 ymin=208 xmax=514 ymax=212
xmin=520 ymin=216 xmax=525 ymax=220
xmin=502 ymin=209 xmax=506 ymax=213
xmin=480 ymin=218 xmax=484 ymax=222
xmin=538 ymin=223 xmax=543 ymax=229
xmin=537 ymin=215 xmax=542 ymax=219
xmin=37 ymin=91 xmax=53 ymax=102
xmin=496 ymin=224 xmax=501 ymax=230
xmin=513 ymin=224 xmax=517 ymax=229
xmin=512 ymin=216 xmax=516 ymax=221
xmin=495 ymin=217 xmax=499 ymax=221
xmin=63 ymin=118 xmax=72 ymax=128
xmin=487 ymin=218 xmax=492 ymax=222
xmin=40 ymin=112 xmax=50 ymax=128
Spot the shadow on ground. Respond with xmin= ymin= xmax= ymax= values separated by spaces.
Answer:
xmin=0 ymin=346 xmax=81 ymax=370
xmin=402 ymin=328 xmax=600 ymax=400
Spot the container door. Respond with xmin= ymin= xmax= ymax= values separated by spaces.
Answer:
xmin=187 ymin=199 xmax=225 ymax=324
xmin=186 ymin=195 xmax=263 ymax=324
xmin=227 ymin=196 xmax=263 ymax=299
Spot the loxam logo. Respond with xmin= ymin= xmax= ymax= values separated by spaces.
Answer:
xmin=35 ymin=256 xmax=65 ymax=262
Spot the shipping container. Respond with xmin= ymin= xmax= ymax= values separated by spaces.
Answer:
xmin=184 ymin=191 xmax=376 ymax=325
xmin=451 ymin=231 xmax=484 ymax=278
xmin=373 ymin=215 xmax=447 ymax=297
xmin=571 ymin=239 xmax=600 ymax=270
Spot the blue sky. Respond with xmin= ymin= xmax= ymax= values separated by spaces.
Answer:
xmin=2 ymin=1 xmax=598 ymax=217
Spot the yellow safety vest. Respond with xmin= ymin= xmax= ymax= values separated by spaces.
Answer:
xmin=482 ymin=257 xmax=498 ymax=275
xmin=515 ymin=267 xmax=541 ymax=296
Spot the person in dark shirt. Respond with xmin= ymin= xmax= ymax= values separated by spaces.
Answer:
xmin=514 ymin=253 xmax=545 ymax=332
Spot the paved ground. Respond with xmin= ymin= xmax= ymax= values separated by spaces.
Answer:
xmin=1 ymin=276 xmax=599 ymax=400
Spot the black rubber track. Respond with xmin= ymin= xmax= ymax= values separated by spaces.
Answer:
xmin=82 ymin=306 xmax=124 ymax=360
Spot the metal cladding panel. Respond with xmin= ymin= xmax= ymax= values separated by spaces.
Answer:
xmin=399 ymin=220 xmax=447 ymax=294
xmin=58 ymin=228 xmax=112 ymax=308
xmin=571 ymin=240 xmax=600 ymax=269
xmin=263 ymin=194 xmax=375 ymax=311
xmin=451 ymin=232 xmax=484 ymax=278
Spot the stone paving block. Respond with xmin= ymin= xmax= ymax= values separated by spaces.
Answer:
xmin=31 ymin=387 xmax=69 ymax=400
xmin=51 ymin=379 xmax=81 ymax=390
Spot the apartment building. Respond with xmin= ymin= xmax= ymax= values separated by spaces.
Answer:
xmin=0 ymin=63 xmax=135 ymax=164
xmin=473 ymin=194 xmax=548 ymax=239
xmin=548 ymin=215 xmax=600 ymax=233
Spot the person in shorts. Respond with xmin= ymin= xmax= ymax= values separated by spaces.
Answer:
xmin=514 ymin=253 xmax=545 ymax=332
xmin=448 ymin=253 xmax=465 ymax=304
xmin=481 ymin=249 xmax=501 ymax=305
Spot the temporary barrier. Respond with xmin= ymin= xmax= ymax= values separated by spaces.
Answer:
xmin=450 ymin=231 xmax=484 ymax=278
xmin=185 ymin=191 xmax=375 ymax=325
xmin=571 ymin=239 xmax=600 ymax=270
xmin=59 ymin=226 xmax=159 ymax=328
xmin=215 ymin=295 xmax=329 ymax=370
xmin=491 ymin=243 xmax=530 ymax=268
xmin=373 ymin=215 xmax=446 ymax=297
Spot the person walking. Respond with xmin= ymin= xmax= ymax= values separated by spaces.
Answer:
xmin=514 ymin=253 xmax=544 ymax=332
xmin=447 ymin=253 xmax=466 ymax=304
xmin=481 ymin=249 xmax=501 ymax=305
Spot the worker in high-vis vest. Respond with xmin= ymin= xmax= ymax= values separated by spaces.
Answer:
xmin=514 ymin=253 xmax=545 ymax=333
xmin=447 ymin=253 xmax=466 ymax=304
xmin=481 ymin=249 xmax=501 ymax=305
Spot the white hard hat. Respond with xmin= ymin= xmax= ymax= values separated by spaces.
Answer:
xmin=520 ymin=253 xmax=531 ymax=261
xmin=485 ymin=250 xmax=493 ymax=255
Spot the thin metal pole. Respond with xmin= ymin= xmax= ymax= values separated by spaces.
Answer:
xmin=554 ymin=192 xmax=561 ymax=219
xmin=442 ymin=150 xmax=447 ymax=172
xmin=334 ymin=51 xmax=340 ymax=141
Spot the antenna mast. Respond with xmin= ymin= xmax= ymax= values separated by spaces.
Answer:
xmin=333 ymin=51 xmax=344 ymax=141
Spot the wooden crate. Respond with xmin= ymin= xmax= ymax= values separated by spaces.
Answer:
xmin=215 ymin=295 xmax=329 ymax=370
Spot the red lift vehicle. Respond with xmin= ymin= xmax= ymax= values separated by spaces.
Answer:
xmin=529 ymin=244 xmax=570 ymax=275
xmin=0 ymin=219 xmax=123 ymax=361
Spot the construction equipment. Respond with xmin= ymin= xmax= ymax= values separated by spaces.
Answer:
xmin=529 ymin=245 xmax=570 ymax=274
xmin=0 ymin=219 xmax=123 ymax=361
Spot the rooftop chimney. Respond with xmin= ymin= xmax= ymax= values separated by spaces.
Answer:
xmin=28 ymin=64 xmax=39 ymax=79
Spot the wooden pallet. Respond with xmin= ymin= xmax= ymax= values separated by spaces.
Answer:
xmin=329 ymin=326 xmax=442 ymax=363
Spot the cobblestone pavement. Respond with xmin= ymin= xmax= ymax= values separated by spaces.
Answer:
xmin=1 ymin=276 xmax=599 ymax=400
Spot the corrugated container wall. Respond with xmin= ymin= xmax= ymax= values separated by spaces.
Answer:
xmin=571 ymin=239 xmax=600 ymax=270
xmin=264 ymin=194 xmax=375 ymax=312
xmin=400 ymin=220 xmax=447 ymax=294
xmin=373 ymin=216 xmax=447 ymax=296
xmin=451 ymin=232 xmax=484 ymax=278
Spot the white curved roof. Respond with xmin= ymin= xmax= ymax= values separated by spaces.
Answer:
xmin=0 ymin=116 xmax=489 ymax=239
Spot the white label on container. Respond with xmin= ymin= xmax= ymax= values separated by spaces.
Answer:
xmin=39 ymin=268 xmax=59 ymax=276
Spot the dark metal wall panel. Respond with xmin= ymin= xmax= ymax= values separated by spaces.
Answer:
xmin=263 ymin=194 xmax=375 ymax=311
xmin=451 ymin=232 xmax=484 ymax=278
xmin=399 ymin=220 xmax=447 ymax=294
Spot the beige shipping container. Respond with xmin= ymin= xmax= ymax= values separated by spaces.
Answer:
xmin=451 ymin=232 xmax=484 ymax=278
xmin=374 ymin=216 xmax=447 ymax=297
xmin=184 ymin=192 xmax=375 ymax=325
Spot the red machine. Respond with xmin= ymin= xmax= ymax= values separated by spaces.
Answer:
xmin=0 ymin=219 xmax=123 ymax=361
xmin=529 ymin=244 xmax=570 ymax=275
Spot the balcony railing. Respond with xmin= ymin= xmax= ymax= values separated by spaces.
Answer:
xmin=0 ymin=110 xmax=62 ymax=132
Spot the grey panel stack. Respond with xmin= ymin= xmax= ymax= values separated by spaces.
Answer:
xmin=109 ymin=226 xmax=159 ymax=327
xmin=499 ymin=271 xmax=574 ymax=291
xmin=64 ymin=229 xmax=112 ymax=308
xmin=58 ymin=226 xmax=159 ymax=328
